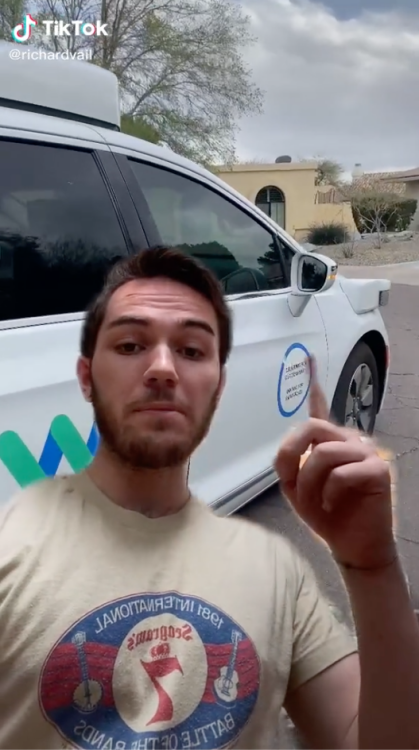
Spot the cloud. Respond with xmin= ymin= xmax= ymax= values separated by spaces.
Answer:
xmin=237 ymin=0 xmax=419 ymax=173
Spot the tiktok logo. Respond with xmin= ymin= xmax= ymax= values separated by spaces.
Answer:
xmin=11 ymin=14 xmax=37 ymax=43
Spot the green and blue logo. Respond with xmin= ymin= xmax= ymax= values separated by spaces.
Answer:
xmin=0 ymin=416 xmax=99 ymax=488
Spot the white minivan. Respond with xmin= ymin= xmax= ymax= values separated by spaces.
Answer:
xmin=0 ymin=44 xmax=391 ymax=512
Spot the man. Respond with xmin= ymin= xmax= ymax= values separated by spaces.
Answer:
xmin=0 ymin=245 xmax=418 ymax=750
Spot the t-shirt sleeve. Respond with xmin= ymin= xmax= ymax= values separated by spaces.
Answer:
xmin=0 ymin=480 xmax=57 ymax=599
xmin=0 ymin=491 xmax=35 ymax=599
xmin=287 ymin=548 xmax=358 ymax=693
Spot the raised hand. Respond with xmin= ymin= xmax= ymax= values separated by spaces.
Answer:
xmin=275 ymin=356 xmax=395 ymax=570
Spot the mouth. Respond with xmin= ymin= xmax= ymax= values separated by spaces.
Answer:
xmin=133 ymin=404 xmax=186 ymax=416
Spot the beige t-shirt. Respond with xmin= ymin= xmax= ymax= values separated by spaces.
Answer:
xmin=0 ymin=473 xmax=357 ymax=749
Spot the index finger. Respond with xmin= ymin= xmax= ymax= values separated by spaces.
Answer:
xmin=308 ymin=355 xmax=330 ymax=421
xmin=274 ymin=417 xmax=361 ymax=493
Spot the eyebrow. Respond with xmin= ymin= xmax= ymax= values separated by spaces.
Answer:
xmin=106 ymin=316 xmax=216 ymax=337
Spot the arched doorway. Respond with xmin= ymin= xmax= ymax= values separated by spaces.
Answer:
xmin=255 ymin=186 xmax=285 ymax=228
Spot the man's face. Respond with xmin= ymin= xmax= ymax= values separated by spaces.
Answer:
xmin=78 ymin=277 xmax=225 ymax=469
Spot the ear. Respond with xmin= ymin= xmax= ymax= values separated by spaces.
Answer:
xmin=77 ymin=356 xmax=92 ymax=402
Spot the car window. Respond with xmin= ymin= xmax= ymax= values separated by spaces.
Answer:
xmin=277 ymin=239 xmax=295 ymax=282
xmin=0 ymin=141 xmax=129 ymax=322
xmin=128 ymin=160 xmax=288 ymax=294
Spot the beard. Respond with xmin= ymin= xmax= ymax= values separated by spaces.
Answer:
xmin=90 ymin=380 xmax=220 ymax=470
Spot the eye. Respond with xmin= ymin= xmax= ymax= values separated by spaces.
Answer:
xmin=115 ymin=342 xmax=144 ymax=355
xmin=181 ymin=346 xmax=204 ymax=360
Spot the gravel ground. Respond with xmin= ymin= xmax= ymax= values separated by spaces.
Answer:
xmin=314 ymin=232 xmax=419 ymax=266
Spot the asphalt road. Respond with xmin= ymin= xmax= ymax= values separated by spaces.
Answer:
xmin=239 ymin=281 xmax=419 ymax=626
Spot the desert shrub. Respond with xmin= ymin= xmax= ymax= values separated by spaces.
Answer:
xmin=306 ymin=222 xmax=347 ymax=246
xmin=352 ymin=193 xmax=417 ymax=234
xmin=394 ymin=198 xmax=418 ymax=231
xmin=342 ymin=243 xmax=355 ymax=258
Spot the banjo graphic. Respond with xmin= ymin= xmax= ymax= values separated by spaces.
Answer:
xmin=72 ymin=631 xmax=103 ymax=713
xmin=214 ymin=629 xmax=242 ymax=703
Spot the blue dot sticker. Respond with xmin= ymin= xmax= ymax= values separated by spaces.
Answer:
xmin=277 ymin=343 xmax=311 ymax=417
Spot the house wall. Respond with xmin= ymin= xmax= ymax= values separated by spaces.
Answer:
xmin=312 ymin=203 xmax=356 ymax=236
xmin=404 ymin=181 xmax=419 ymax=229
xmin=312 ymin=186 xmax=357 ymax=237
xmin=216 ymin=162 xmax=316 ymax=238
xmin=216 ymin=163 xmax=356 ymax=241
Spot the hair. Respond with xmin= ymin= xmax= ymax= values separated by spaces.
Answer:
xmin=80 ymin=245 xmax=233 ymax=366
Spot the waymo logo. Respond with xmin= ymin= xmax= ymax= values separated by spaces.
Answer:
xmin=0 ymin=416 xmax=99 ymax=488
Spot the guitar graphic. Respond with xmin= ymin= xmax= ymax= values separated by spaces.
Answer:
xmin=214 ymin=629 xmax=242 ymax=703
xmin=71 ymin=631 xmax=103 ymax=713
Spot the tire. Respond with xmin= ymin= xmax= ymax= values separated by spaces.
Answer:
xmin=330 ymin=341 xmax=380 ymax=434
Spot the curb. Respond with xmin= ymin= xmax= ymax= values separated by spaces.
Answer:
xmin=369 ymin=260 xmax=419 ymax=269
xmin=339 ymin=260 xmax=419 ymax=271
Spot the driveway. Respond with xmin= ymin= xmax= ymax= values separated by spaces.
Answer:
xmin=239 ymin=275 xmax=419 ymax=747
xmin=240 ymin=280 xmax=419 ymax=616
xmin=339 ymin=260 xmax=419 ymax=286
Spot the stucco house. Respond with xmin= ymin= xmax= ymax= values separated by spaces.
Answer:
xmin=381 ymin=168 xmax=419 ymax=229
xmin=352 ymin=170 xmax=406 ymax=196
xmin=352 ymin=166 xmax=419 ymax=230
xmin=215 ymin=161 xmax=356 ymax=241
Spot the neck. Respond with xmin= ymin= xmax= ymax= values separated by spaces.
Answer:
xmin=86 ymin=445 xmax=191 ymax=518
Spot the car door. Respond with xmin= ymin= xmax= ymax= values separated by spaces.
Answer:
xmin=0 ymin=135 xmax=145 ymax=507
xmin=112 ymin=156 xmax=329 ymax=509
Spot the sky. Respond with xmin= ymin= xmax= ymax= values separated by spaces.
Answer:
xmin=237 ymin=0 xmax=419 ymax=175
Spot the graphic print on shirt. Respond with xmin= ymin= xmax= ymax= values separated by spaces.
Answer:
xmin=39 ymin=592 xmax=260 ymax=749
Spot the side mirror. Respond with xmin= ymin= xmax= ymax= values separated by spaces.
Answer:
xmin=298 ymin=253 xmax=337 ymax=293
xmin=289 ymin=252 xmax=338 ymax=317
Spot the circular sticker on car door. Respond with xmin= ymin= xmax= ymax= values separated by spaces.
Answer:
xmin=277 ymin=343 xmax=311 ymax=417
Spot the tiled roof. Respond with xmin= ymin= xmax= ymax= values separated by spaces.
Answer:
xmin=352 ymin=172 xmax=406 ymax=195
xmin=382 ymin=167 xmax=419 ymax=181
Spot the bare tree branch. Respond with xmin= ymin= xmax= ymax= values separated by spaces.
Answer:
xmin=0 ymin=0 xmax=26 ymax=39
xmin=4 ymin=0 xmax=263 ymax=165
xmin=314 ymin=158 xmax=344 ymax=186
xmin=342 ymin=187 xmax=401 ymax=248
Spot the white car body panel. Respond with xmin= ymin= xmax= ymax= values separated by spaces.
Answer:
xmin=0 ymin=62 xmax=391 ymax=512
xmin=188 ymin=292 xmax=328 ymax=508
xmin=339 ymin=276 xmax=391 ymax=314
xmin=314 ymin=285 xmax=390 ymax=409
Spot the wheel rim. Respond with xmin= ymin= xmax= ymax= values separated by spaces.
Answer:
xmin=344 ymin=363 xmax=374 ymax=431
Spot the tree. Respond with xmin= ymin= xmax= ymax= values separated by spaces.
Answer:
xmin=315 ymin=158 xmax=344 ymax=186
xmin=120 ymin=115 xmax=161 ymax=144
xmin=0 ymin=0 xmax=24 ymax=38
xmin=343 ymin=189 xmax=400 ymax=248
xmin=351 ymin=191 xmax=418 ymax=246
xmin=3 ymin=0 xmax=263 ymax=166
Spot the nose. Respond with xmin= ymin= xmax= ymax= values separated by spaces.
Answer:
xmin=143 ymin=344 xmax=179 ymax=388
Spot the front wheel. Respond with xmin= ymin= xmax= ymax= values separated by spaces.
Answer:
xmin=330 ymin=341 xmax=380 ymax=434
